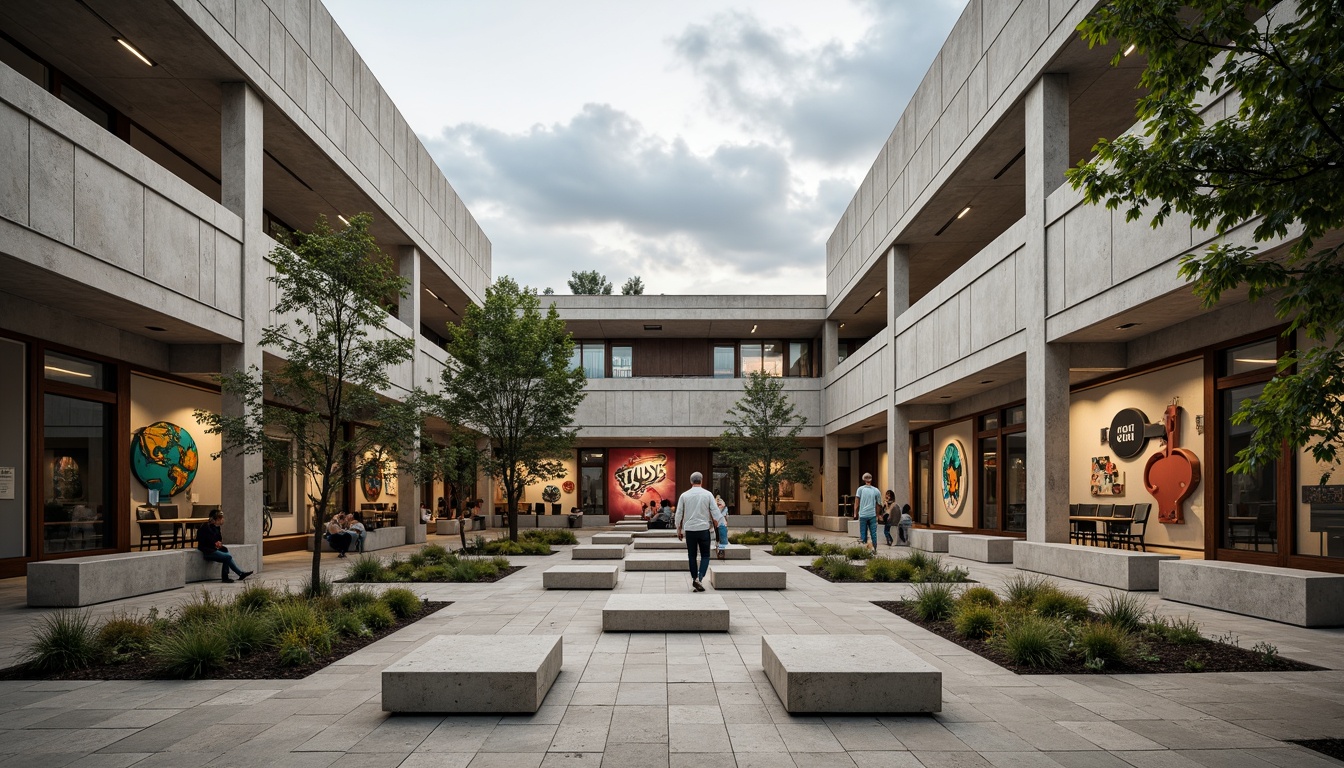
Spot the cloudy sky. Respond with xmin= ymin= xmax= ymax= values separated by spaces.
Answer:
xmin=325 ymin=0 xmax=968 ymax=295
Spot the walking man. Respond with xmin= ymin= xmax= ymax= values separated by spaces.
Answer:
xmin=853 ymin=472 xmax=882 ymax=554
xmin=675 ymin=471 xmax=716 ymax=592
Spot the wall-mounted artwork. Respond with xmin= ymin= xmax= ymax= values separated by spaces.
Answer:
xmin=561 ymin=480 xmax=575 ymax=494
xmin=359 ymin=462 xmax=384 ymax=502
xmin=1144 ymin=402 xmax=1200 ymax=524
xmin=1090 ymin=455 xmax=1125 ymax=497
xmin=542 ymin=484 xmax=561 ymax=503
xmin=607 ymin=448 xmax=677 ymax=522
xmin=940 ymin=440 xmax=967 ymax=516
xmin=130 ymin=421 xmax=199 ymax=497
xmin=51 ymin=454 xmax=84 ymax=501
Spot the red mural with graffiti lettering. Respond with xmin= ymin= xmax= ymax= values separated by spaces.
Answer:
xmin=606 ymin=449 xmax=677 ymax=523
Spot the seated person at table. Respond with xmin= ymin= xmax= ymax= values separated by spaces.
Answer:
xmin=650 ymin=500 xmax=674 ymax=529
xmin=324 ymin=513 xmax=353 ymax=557
xmin=198 ymin=510 xmax=251 ymax=583
xmin=345 ymin=512 xmax=367 ymax=553
xmin=640 ymin=502 xmax=655 ymax=522
xmin=420 ymin=501 xmax=433 ymax=524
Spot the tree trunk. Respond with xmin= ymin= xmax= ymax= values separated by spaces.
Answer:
xmin=507 ymin=490 xmax=519 ymax=542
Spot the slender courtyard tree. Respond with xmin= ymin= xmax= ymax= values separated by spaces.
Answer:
xmin=717 ymin=371 xmax=814 ymax=534
xmin=197 ymin=213 xmax=425 ymax=593
xmin=1068 ymin=0 xmax=1344 ymax=479
xmin=438 ymin=277 xmax=586 ymax=541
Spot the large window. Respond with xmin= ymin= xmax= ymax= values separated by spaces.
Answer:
xmin=912 ymin=430 xmax=932 ymax=526
xmin=974 ymin=405 xmax=1026 ymax=534
xmin=580 ymin=450 xmax=605 ymax=516
xmin=1216 ymin=339 xmax=1285 ymax=556
xmin=713 ymin=346 xmax=736 ymax=378
xmin=42 ymin=394 xmax=113 ymax=554
xmin=788 ymin=342 xmax=812 ymax=377
xmin=740 ymin=341 xmax=784 ymax=376
xmin=571 ymin=342 xmax=606 ymax=379
xmin=611 ymin=346 xmax=633 ymax=378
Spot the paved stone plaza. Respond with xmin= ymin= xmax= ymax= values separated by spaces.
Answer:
xmin=1 ymin=530 xmax=1342 ymax=768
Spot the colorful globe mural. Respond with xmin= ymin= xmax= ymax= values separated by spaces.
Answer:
xmin=130 ymin=421 xmax=199 ymax=497
xmin=940 ymin=440 xmax=967 ymax=516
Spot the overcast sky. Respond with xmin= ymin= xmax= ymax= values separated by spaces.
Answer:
xmin=325 ymin=0 xmax=968 ymax=295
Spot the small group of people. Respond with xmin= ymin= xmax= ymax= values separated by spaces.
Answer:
xmin=642 ymin=499 xmax=675 ymax=529
xmin=852 ymin=472 xmax=912 ymax=552
xmin=323 ymin=512 xmax=367 ymax=558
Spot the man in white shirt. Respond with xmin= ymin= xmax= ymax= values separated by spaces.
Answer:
xmin=675 ymin=471 xmax=717 ymax=592
xmin=853 ymin=472 xmax=883 ymax=554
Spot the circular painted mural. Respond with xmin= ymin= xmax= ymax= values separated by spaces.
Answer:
xmin=360 ymin=462 xmax=384 ymax=502
xmin=130 ymin=421 xmax=199 ymax=497
xmin=561 ymin=480 xmax=575 ymax=495
xmin=940 ymin=440 xmax=967 ymax=516
xmin=542 ymin=485 xmax=561 ymax=503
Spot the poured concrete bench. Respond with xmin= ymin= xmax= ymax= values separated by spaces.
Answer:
xmin=947 ymin=534 xmax=1015 ymax=563
xmin=910 ymin=528 xmax=960 ymax=552
xmin=632 ymin=529 xmax=677 ymax=538
xmin=591 ymin=533 xmax=633 ymax=545
xmin=543 ymin=565 xmax=620 ymax=589
xmin=185 ymin=544 xmax=260 ymax=582
xmin=709 ymin=565 xmax=786 ymax=589
xmin=629 ymin=540 xmax=751 ymax=559
xmin=614 ymin=523 xmax=647 ymax=532
xmin=811 ymin=515 xmax=850 ymax=532
xmin=1159 ymin=560 xmax=1344 ymax=627
xmin=1014 ymin=541 xmax=1176 ymax=591
xmin=28 ymin=550 xmax=186 ymax=607
xmin=382 ymin=635 xmax=562 ymax=713
xmin=762 ymin=635 xmax=940 ymax=713
xmin=571 ymin=544 xmax=627 ymax=560
xmin=725 ymin=514 xmax=786 ymax=528
xmin=309 ymin=526 xmax=406 ymax=553
xmin=633 ymin=538 xmax=687 ymax=550
xmin=517 ymin=515 xmax=584 ymax=529
xmin=625 ymin=547 xmax=751 ymax=570
xmin=603 ymin=594 xmax=729 ymax=631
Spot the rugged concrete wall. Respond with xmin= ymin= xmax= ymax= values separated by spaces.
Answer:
xmin=573 ymin=378 xmax=822 ymax=440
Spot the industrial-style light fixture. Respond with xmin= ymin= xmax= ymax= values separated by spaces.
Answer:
xmin=750 ymin=324 xmax=757 ymax=334
xmin=934 ymin=206 xmax=972 ymax=237
xmin=74 ymin=0 xmax=157 ymax=66
xmin=337 ymin=214 xmax=350 ymax=226
xmin=116 ymin=37 xmax=154 ymax=66
xmin=1123 ymin=43 xmax=1137 ymax=57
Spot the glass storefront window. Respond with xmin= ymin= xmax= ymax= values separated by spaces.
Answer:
xmin=580 ymin=450 xmax=605 ymax=515
xmin=611 ymin=346 xmax=632 ymax=378
xmin=712 ymin=466 xmax=738 ymax=514
xmin=44 ymin=351 xmax=107 ymax=389
xmin=979 ymin=437 xmax=998 ymax=530
xmin=571 ymin=343 xmax=605 ymax=379
xmin=740 ymin=342 xmax=784 ymax=376
xmin=1005 ymin=405 xmax=1026 ymax=427
xmin=1004 ymin=432 xmax=1027 ymax=532
xmin=788 ymin=342 xmax=811 ymax=377
xmin=714 ymin=346 xmax=735 ymax=378
xmin=979 ymin=413 xmax=999 ymax=432
xmin=1221 ymin=382 xmax=1278 ymax=552
xmin=917 ymin=448 xmax=932 ymax=526
xmin=1223 ymin=339 xmax=1279 ymax=377
xmin=43 ymin=394 xmax=112 ymax=554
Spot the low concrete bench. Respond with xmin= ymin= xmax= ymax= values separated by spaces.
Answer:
xmin=811 ymin=515 xmax=850 ymax=532
xmin=631 ymin=540 xmax=751 ymax=559
xmin=28 ymin=550 xmax=186 ymax=607
xmin=633 ymin=538 xmax=686 ymax=550
xmin=571 ymin=544 xmax=627 ymax=560
xmin=762 ymin=635 xmax=940 ymax=713
xmin=1159 ymin=560 xmax=1344 ymax=627
xmin=591 ymin=533 xmax=633 ymax=545
xmin=1014 ymin=541 xmax=1176 ymax=591
xmin=603 ymin=594 xmax=729 ymax=632
xmin=726 ymin=514 xmax=786 ymax=528
xmin=631 ymin=529 xmax=677 ymax=538
xmin=543 ymin=564 xmax=620 ymax=589
xmin=382 ymin=635 xmax=563 ymax=713
xmin=625 ymin=547 xmax=751 ymax=570
xmin=185 ymin=544 xmax=260 ymax=582
xmin=910 ymin=528 xmax=960 ymax=552
xmin=947 ymin=534 xmax=1015 ymax=563
xmin=614 ymin=523 xmax=647 ymax=532
xmin=709 ymin=565 xmax=786 ymax=589
xmin=309 ymin=526 xmax=406 ymax=553
xmin=518 ymin=515 xmax=583 ymax=529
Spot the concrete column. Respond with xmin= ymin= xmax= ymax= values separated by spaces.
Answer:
xmin=219 ymin=82 xmax=265 ymax=551
xmin=1024 ymin=74 xmax=1071 ymax=543
xmin=396 ymin=245 xmax=426 ymax=543
xmin=885 ymin=245 xmax=911 ymax=501
xmin=823 ymin=434 xmax=839 ymax=516
xmin=822 ymin=320 xmax=839 ymax=374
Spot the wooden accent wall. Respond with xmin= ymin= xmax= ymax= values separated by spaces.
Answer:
xmin=629 ymin=340 xmax=713 ymax=378
xmin=858 ymin=444 xmax=881 ymax=485
xmin=677 ymin=448 xmax=713 ymax=489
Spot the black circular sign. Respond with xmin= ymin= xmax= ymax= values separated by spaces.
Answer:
xmin=1108 ymin=408 xmax=1150 ymax=460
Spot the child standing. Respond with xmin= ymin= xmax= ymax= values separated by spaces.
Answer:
xmin=897 ymin=504 xmax=913 ymax=546
xmin=712 ymin=495 xmax=729 ymax=560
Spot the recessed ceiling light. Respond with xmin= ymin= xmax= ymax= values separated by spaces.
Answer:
xmin=1115 ymin=322 xmax=1139 ymax=330
xmin=957 ymin=206 xmax=972 ymax=219
xmin=643 ymin=324 xmax=662 ymax=331
xmin=145 ymin=326 xmax=166 ymax=332
xmin=874 ymin=290 xmax=882 ymax=298
xmin=1123 ymin=43 xmax=1137 ymax=57
xmin=838 ymin=323 xmax=845 ymax=329
xmin=116 ymin=37 xmax=155 ymax=66
xmin=939 ymin=395 xmax=952 ymax=399
xmin=44 ymin=365 xmax=92 ymax=378
xmin=750 ymin=324 xmax=757 ymax=334
xmin=337 ymin=214 xmax=350 ymax=226
xmin=979 ymin=380 xmax=993 ymax=385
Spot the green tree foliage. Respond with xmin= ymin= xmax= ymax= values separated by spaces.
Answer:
xmin=568 ymin=269 xmax=612 ymax=295
xmin=196 ymin=214 xmax=426 ymax=591
xmin=621 ymin=276 xmax=645 ymax=295
xmin=1068 ymin=0 xmax=1344 ymax=479
xmin=542 ymin=287 xmax=555 ymax=295
xmin=419 ymin=430 xmax=479 ymax=515
xmin=437 ymin=277 xmax=586 ymax=541
xmin=717 ymin=371 xmax=814 ymax=532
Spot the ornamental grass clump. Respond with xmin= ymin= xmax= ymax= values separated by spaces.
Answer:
xmin=357 ymin=601 xmax=395 ymax=631
xmin=1096 ymin=593 xmax=1147 ymax=633
xmin=420 ymin=544 xmax=451 ymax=563
xmin=338 ymin=586 xmax=379 ymax=611
xmin=25 ymin=610 xmax=100 ymax=673
xmin=234 ymin=583 xmax=282 ymax=613
xmin=911 ymin=581 xmax=958 ymax=622
xmin=953 ymin=604 xmax=998 ymax=640
xmin=97 ymin=613 xmax=156 ymax=659
xmin=772 ymin=541 xmax=793 ymax=556
xmin=958 ymin=586 xmax=1001 ymax=608
xmin=153 ymin=623 xmax=229 ymax=679
xmin=1033 ymin=589 xmax=1091 ymax=622
xmin=843 ymin=545 xmax=875 ymax=561
xmin=216 ymin=609 xmax=272 ymax=659
xmin=812 ymin=554 xmax=866 ymax=582
xmin=1076 ymin=621 xmax=1135 ymax=667
xmin=866 ymin=556 xmax=917 ymax=582
xmin=992 ymin=613 xmax=1068 ymax=668
xmin=345 ymin=544 xmax=513 ymax=583
xmin=522 ymin=529 xmax=577 ymax=545
xmin=1003 ymin=574 xmax=1054 ymax=607
xmin=380 ymin=588 xmax=421 ymax=619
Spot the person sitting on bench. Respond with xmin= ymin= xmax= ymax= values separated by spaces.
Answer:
xmin=198 ymin=510 xmax=252 ymax=583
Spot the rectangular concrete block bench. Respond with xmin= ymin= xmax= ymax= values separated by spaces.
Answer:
xmin=528 ymin=516 xmax=582 ymax=529
xmin=633 ymin=539 xmax=688 ymax=550
xmin=543 ymin=565 xmax=620 ymax=589
xmin=591 ymin=533 xmax=633 ymax=545
xmin=185 ymin=544 xmax=260 ymax=582
xmin=382 ymin=635 xmax=562 ymax=713
xmin=725 ymin=514 xmax=786 ymax=528
xmin=910 ymin=528 xmax=960 ymax=552
xmin=811 ymin=515 xmax=850 ymax=532
xmin=571 ymin=544 xmax=627 ymax=560
xmin=27 ymin=550 xmax=186 ymax=607
xmin=1014 ymin=541 xmax=1176 ymax=591
xmin=709 ymin=565 xmax=786 ymax=589
xmin=309 ymin=526 xmax=406 ymax=553
xmin=631 ymin=540 xmax=751 ymax=558
xmin=762 ymin=635 xmax=941 ymax=713
xmin=603 ymin=594 xmax=729 ymax=632
xmin=947 ymin=535 xmax=1015 ymax=563
xmin=614 ymin=523 xmax=647 ymax=532
xmin=632 ymin=529 xmax=677 ymax=538
xmin=1159 ymin=560 xmax=1344 ymax=627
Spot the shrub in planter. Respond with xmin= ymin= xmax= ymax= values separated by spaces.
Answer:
xmin=522 ymin=529 xmax=577 ymax=545
xmin=357 ymin=601 xmax=395 ymax=631
xmin=25 ymin=610 xmax=100 ymax=673
xmin=816 ymin=542 xmax=844 ymax=556
xmin=420 ymin=544 xmax=451 ymax=563
xmin=413 ymin=565 xmax=451 ymax=581
xmin=1033 ymin=590 xmax=1091 ymax=622
xmin=992 ymin=613 xmax=1067 ymax=668
xmin=843 ymin=545 xmax=874 ymax=561
xmin=235 ymin=584 xmax=282 ymax=613
xmin=328 ymin=609 xmax=368 ymax=638
xmin=381 ymin=588 xmax=420 ymax=619
xmin=1096 ymin=593 xmax=1146 ymax=633
xmin=97 ymin=613 xmax=155 ymax=659
xmin=153 ymin=623 xmax=229 ymax=679
xmin=911 ymin=582 xmax=958 ymax=622
xmin=772 ymin=542 xmax=793 ymax=556
xmin=338 ymin=586 xmax=379 ymax=611
xmin=958 ymin=586 xmax=1001 ymax=608
xmin=1076 ymin=621 xmax=1134 ymax=667
xmin=953 ymin=604 xmax=998 ymax=640
xmin=866 ymin=556 xmax=917 ymax=582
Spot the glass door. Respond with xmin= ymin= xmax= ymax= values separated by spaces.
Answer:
xmin=42 ymin=394 xmax=113 ymax=554
xmin=1004 ymin=432 xmax=1027 ymax=533
xmin=978 ymin=436 xmax=999 ymax=530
